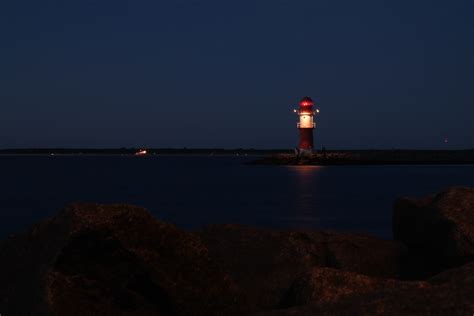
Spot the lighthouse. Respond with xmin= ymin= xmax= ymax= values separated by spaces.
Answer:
xmin=294 ymin=97 xmax=319 ymax=155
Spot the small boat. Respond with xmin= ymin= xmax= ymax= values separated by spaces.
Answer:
xmin=134 ymin=149 xmax=148 ymax=156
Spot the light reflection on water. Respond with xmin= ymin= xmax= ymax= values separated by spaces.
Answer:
xmin=281 ymin=166 xmax=324 ymax=229
xmin=0 ymin=156 xmax=474 ymax=239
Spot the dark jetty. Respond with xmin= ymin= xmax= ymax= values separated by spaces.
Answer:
xmin=252 ymin=149 xmax=474 ymax=165
xmin=1 ymin=187 xmax=474 ymax=315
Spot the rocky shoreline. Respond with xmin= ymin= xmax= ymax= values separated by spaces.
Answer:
xmin=0 ymin=187 xmax=473 ymax=315
xmin=251 ymin=150 xmax=474 ymax=165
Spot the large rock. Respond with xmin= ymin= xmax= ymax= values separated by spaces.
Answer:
xmin=257 ymin=263 xmax=474 ymax=316
xmin=279 ymin=267 xmax=426 ymax=308
xmin=2 ymin=187 xmax=474 ymax=315
xmin=198 ymin=225 xmax=405 ymax=311
xmin=393 ymin=187 xmax=474 ymax=278
xmin=0 ymin=204 xmax=242 ymax=316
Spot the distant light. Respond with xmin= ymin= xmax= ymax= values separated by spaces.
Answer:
xmin=135 ymin=149 xmax=148 ymax=156
xmin=316 ymin=109 xmax=320 ymax=113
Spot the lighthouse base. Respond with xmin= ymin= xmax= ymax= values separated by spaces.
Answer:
xmin=298 ymin=128 xmax=314 ymax=156
xmin=295 ymin=148 xmax=313 ymax=157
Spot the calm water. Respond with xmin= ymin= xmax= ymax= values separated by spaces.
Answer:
xmin=1 ymin=155 xmax=474 ymax=240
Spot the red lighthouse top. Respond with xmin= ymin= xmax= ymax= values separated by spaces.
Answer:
xmin=299 ymin=97 xmax=314 ymax=107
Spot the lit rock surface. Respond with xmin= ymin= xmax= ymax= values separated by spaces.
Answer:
xmin=198 ymin=225 xmax=404 ymax=310
xmin=257 ymin=263 xmax=474 ymax=316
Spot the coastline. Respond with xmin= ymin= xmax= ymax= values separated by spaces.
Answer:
xmin=2 ymin=148 xmax=474 ymax=166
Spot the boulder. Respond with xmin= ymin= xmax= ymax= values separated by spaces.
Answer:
xmin=198 ymin=225 xmax=405 ymax=311
xmin=0 ymin=204 xmax=242 ymax=316
xmin=257 ymin=263 xmax=474 ymax=316
xmin=2 ymin=187 xmax=474 ymax=315
xmin=279 ymin=267 xmax=425 ymax=308
xmin=393 ymin=187 xmax=474 ymax=278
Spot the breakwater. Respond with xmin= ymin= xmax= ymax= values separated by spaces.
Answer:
xmin=252 ymin=149 xmax=474 ymax=165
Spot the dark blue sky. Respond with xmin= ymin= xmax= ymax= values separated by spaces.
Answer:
xmin=1 ymin=0 xmax=473 ymax=149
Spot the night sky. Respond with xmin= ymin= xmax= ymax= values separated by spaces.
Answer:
xmin=1 ymin=0 xmax=473 ymax=149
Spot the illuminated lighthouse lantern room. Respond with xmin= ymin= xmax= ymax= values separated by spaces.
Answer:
xmin=294 ymin=97 xmax=320 ymax=155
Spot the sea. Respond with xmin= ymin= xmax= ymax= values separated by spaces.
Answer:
xmin=1 ymin=155 xmax=473 ymax=240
